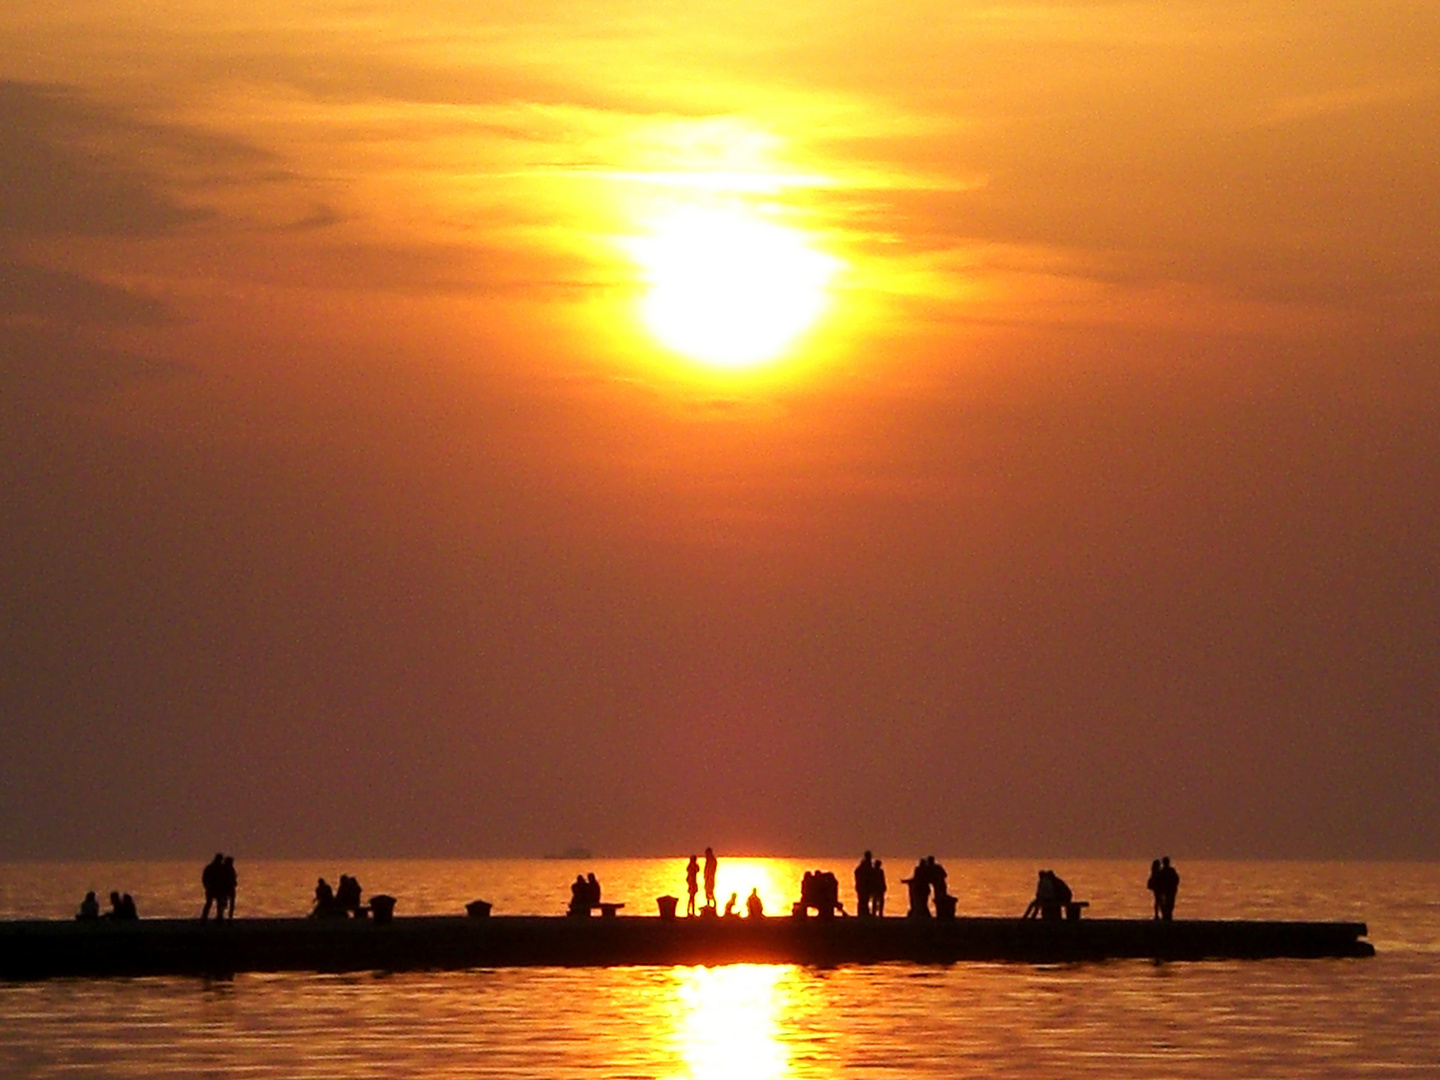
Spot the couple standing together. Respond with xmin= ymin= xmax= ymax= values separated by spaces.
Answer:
xmin=1147 ymin=856 xmax=1180 ymax=920
xmin=201 ymin=853 xmax=238 ymax=920
xmin=685 ymin=847 xmax=718 ymax=915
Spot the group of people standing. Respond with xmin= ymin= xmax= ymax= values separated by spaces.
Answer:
xmin=684 ymin=848 xmax=719 ymax=916
xmin=201 ymin=853 xmax=238 ymax=921
xmin=902 ymin=856 xmax=952 ymax=917
xmin=1146 ymin=856 xmax=1181 ymax=920
xmin=852 ymin=851 xmax=887 ymax=915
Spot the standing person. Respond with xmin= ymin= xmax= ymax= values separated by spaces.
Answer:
xmin=221 ymin=855 xmax=238 ymax=920
xmin=905 ymin=858 xmax=931 ymax=917
xmin=685 ymin=855 xmax=700 ymax=916
xmin=872 ymin=859 xmax=887 ymax=916
xmin=200 ymin=853 xmax=225 ymax=921
xmin=1158 ymin=857 xmax=1180 ymax=920
xmin=703 ymin=847 xmax=718 ymax=910
xmin=1146 ymin=859 xmax=1162 ymax=919
xmin=854 ymin=851 xmax=874 ymax=917
xmin=927 ymin=856 xmax=949 ymax=901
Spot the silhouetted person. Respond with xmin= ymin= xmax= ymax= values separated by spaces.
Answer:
xmin=685 ymin=855 xmax=700 ymax=917
xmin=313 ymin=877 xmax=337 ymax=917
xmin=1158 ymin=857 xmax=1180 ymax=920
xmin=904 ymin=858 xmax=931 ymax=917
xmin=569 ymin=874 xmax=589 ymax=916
xmin=77 ymin=891 xmax=100 ymax=920
xmin=854 ymin=851 xmax=874 ymax=917
xmin=120 ymin=893 xmax=138 ymax=919
xmin=1146 ymin=859 xmax=1162 ymax=920
xmin=797 ymin=871 xmax=814 ymax=916
xmin=107 ymin=891 xmax=125 ymax=919
xmin=816 ymin=870 xmax=842 ymax=918
xmin=746 ymin=888 xmax=764 ymax=918
xmin=904 ymin=872 xmax=930 ymax=917
xmin=336 ymin=874 xmax=362 ymax=915
xmin=1023 ymin=870 xmax=1053 ymax=919
xmin=586 ymin=872 xmax=601 ymax=909
xmin=220 ymin=856 xmax=238 ymax=919
xmin=723 ymin=892 xmax=738 ymax=917
xmin=927 ymin=856 xmax=949 ymax=901
xmin=703 ymin=847 xmax=718 ymax=908
xmin=872 ymin=859 xmax=887 ymax=916
xmin=200 ymin=853 xmax=225 ymax=921
xmin=1049 ymin=870 xmax=1073 ymax=919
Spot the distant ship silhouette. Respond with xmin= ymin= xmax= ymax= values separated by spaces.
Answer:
xmin=543 ymin=846 xmax=593 ymax=860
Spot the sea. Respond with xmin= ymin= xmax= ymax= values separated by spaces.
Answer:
xmin=1 ymin=859 xmax=1437 ymax=1078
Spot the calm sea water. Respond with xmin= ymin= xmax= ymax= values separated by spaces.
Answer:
xmin=2 ymin=859 xmax=1437 ymax=1078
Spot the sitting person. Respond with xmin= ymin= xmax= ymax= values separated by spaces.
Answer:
xmin=568 ymin=874 xmax=587 ymax=915
xmin=106 ymin=891 xmax=139 ymax=920
xmin=586 ymin=873 xmax=602 ymax=909
xmin=1023 ymin=870 xmax=1054 ymax=919
xmin=335 ymin=874 xmax=363 ymax=915
xmin=722 ymin=892 xmax=738 ymax=917
xmin=312 ymin=877 xmax=342 ymax=917
xmin=1048 ymin=871 xmax=1073 ymax=920
xmin=77 ymin=891 xmax=100 ymax=920
xmin=746 ymin=888 xmax=764 ymax=918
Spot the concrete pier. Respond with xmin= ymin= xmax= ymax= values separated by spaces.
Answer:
xmin=0 ymin=914 xmax=1373 ymax=979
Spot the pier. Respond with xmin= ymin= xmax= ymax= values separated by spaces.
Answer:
xmin=0 ymin=915 xmax=1372 ymax=979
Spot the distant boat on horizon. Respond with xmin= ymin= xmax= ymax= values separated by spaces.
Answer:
xmin=543 ymin=846 xmax=593 ymax=860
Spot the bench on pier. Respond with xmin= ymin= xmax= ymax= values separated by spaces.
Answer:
xmin=1024 ymin=900 xmax=1090 ymax=921
xmin=596 ymin=903 xmax=625 ymax=918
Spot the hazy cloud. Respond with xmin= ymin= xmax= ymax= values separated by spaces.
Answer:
xmin=0 ymin=81 xmax=209 ymax=237
xmin=0 ymin=324 xmax=190 ymax=401
xmin=0 ymin=259 xmax=170 ymax=325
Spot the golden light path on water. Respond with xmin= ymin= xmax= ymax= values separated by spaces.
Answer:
xmin=669 ymin=965 xmax=791 ymax=1080
xmin=663 ymin=858 xmax=798 ymax=1080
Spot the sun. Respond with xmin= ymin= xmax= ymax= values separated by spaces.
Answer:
xmin=624 ymin=203 xmax=840 ymax=372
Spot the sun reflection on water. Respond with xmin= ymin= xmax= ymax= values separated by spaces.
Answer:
xmin=668 ymin=964 xmax=792 ymax=1080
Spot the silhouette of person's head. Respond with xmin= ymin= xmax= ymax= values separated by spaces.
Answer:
xmin=1161 ymin=856 xmax=1171 ymax=868
xmin=864 ymin=850 xmax=872 ymax=860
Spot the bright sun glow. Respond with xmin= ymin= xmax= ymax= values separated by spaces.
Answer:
xmin=624 ymin=203 xmax=841 ymax=371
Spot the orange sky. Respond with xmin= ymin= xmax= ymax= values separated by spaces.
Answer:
xmin=2 ymin=0 xmax=1438 ymax=858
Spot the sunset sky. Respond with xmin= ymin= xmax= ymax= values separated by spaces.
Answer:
xmin=2 ymin=0 xmax=1437 ymax=859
